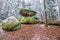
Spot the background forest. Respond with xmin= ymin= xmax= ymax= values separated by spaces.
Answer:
xmin=0 ymin=0 xmax=60 ymax=23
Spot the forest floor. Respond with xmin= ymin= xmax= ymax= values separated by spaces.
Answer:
xmin=0 ymin=24 xmax=60 ymax=40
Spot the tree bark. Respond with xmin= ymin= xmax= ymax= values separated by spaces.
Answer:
xmin=43 ymin=0 xmax=48 ymax=27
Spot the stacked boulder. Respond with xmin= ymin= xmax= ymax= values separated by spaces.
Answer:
xmin=20 ymin=8 xmax=40 ymax=24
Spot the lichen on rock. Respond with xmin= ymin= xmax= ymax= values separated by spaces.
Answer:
xmin=2 ymin=16 xmax=20 ymax=31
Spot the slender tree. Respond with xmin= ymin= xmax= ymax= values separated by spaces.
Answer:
xmin=43 ymin=0 xmax=48 ymax=27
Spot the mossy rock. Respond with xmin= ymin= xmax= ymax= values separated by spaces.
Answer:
xmin=2 ymin=16 xmax=21 ymax=31
xmin=2 ymin=22 xmax=20 ymax=31
xmin=20 ymin=17 xmax=40 ymax=24
xmin=19 ymin=8 xmax=36 ymax=17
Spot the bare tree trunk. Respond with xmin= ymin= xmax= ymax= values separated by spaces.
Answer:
xmin=43 ymin=0 xmax=48 ymax=27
